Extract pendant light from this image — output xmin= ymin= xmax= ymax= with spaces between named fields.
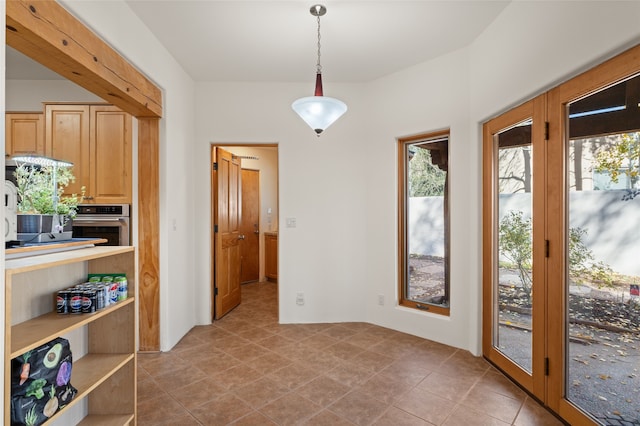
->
xmin=292 ymin=4 xmax=347 ymax=136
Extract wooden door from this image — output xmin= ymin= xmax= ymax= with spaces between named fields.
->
xmin=213 ymin=148 xmax=242 ymax=319
xmin=240 ymin=169 xmax=260 ymax=283
xmin=89 ymin=105 xmax=132 ymax=203
xmin=482 ymin=96 xmax=546 ymax=400
xmin=45 ymin=104 xmax=91 ymax=198
xmin=5 ymin=113 xmax=44 ymax=157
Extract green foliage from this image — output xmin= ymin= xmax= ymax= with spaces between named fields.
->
xmin=498 ymin=211 xmax=616 ymax=304
xmin=408 ymin=147 xmax=446 ymax=197
xmin=14 ymin=164 xmax=84 ymax=217
xmin=594 ymin=132 xmax=640 ymax=188
xmin=498 ymin=211 xmax=533 ymax=299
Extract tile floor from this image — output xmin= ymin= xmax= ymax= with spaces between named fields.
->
xmin=137 ymin=282 xmax=564 ymax=425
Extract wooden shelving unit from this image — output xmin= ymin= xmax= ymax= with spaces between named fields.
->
xmin=4 ymin=246 xmax=136 ymax=425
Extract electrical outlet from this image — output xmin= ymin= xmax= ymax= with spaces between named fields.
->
xmin=286 ymin=217 xmax=297 ymax=228
xmin=378 ymin=294 xmax=384 ymax=306
xmin=296 ymin=292 xmax=305 ymax=306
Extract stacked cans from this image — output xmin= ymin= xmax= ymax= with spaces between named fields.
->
xmin=56 ymin=275 xmax=128 ymax=315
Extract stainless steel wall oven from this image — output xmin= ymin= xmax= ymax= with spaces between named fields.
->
xmin=72 ymin=204 xmax=130 ymax=246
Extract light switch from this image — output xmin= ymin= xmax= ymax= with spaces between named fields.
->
xmin=286 ymin=217 xmax=297 ymax=228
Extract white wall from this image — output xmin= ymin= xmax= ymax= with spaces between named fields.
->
xmin=194 ymin=81 xmax=369 ymax=325
xmin=363 ymin=48 xmax=475 ymax=350
xmin=5 ymin=80 xmax=101 ymax=111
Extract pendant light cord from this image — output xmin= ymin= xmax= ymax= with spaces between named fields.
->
xmin=316 ymin=13 xmax=322 ymax=74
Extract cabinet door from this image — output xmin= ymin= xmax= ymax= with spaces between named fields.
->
xmin=265 ymin=234 xmax=278 ymax=281
xmin=45 ymin=104 xmax=91 ymax=198
xmin=89 ymin=105 xmax=132 ymax=203
xmin=5 ymin=113 xmax=45 ymax=157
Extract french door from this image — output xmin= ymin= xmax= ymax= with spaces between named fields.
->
xmin=484 ymin=44 xmax=640 ymax=425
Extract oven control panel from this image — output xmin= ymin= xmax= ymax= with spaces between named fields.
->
xmin=77 ymin=204 xmax=130 ymax=216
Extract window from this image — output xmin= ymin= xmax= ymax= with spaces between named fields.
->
xmin=398 ymin=130 xmax=450 ymax=316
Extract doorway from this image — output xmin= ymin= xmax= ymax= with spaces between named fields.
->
xmin=211 ymin=144 xmax=279 ymax=320
xmin=483 ymin=44 xmax=640 ymax=425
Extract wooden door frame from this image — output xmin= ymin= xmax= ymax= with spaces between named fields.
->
xmin=6 ymin=0 xmax=162 ymax=351
xmin=210 ymin=143 xmax=278 ymax=322
xmin=546 ymin=44 xmax=640 ymax=423
xmin=482 ymin=96 xmax=546 ymax=400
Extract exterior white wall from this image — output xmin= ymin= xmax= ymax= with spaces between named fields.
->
xmin=57 ymin=0 xmax=198 ymax=352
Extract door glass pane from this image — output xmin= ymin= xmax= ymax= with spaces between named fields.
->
xmin=566 ymin=76 xmax=640 ymax=424
xmin=495 ymin=119 xmax=533 ymax=373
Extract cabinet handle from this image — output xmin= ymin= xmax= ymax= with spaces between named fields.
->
xmin=84 ymin=196 xmax=94 ymax=200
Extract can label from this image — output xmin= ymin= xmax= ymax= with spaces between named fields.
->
xmin=56 ymin=291 xmax=69 ymax=314
xmin=70 ymin=291 xmax=83 ymax=314
xmin=116 ymin=278 xmax=128 ymax=301
xmin=110 ymin=283 xmax=119 ymax=304
xmin=82 ymin=290 xmax=96 ymax=313
xmin=95 ymin=287 xmax=105 ymax=310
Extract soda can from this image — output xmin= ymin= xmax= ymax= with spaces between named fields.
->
xmin=95 ymin=286 xmax=105 ymax=310
xmin=70 ymin=289 xmax=83 ymax=314
xmin=116 ymin=276 xmax=128 ymax=301
xmin=110 ymin=282 xmax=119 ymax=304
xmin=82 ymin=290 xmax=97 ymax=313
xmin=56 ymin=290 xmax=70 ymax=314
xmin=88 ymin=276 xmax=101 ymax=283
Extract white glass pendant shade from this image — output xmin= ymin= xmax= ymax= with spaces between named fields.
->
xmin=291 ymin=95 xmax=347 ymax=135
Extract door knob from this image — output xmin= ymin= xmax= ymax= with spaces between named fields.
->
xmin=238 ymin=234 xmax=246 ymax=240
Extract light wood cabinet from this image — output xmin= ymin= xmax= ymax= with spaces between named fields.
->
xmin=45 ymin=104 xmax=132 ymax=203
xmin=265 ymin=232 xmax=278 ymax=282
xmin=4 ymin=246 xmax=137 ymax=425
xmin=5 ymin=113 xmax=45 ymax=157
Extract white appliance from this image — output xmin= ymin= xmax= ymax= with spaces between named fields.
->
xmin=5 ymin=180 xmax=18 ymax=242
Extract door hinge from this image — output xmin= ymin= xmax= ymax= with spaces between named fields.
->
xmin=214 ymin=224 xmax=218 ymax=233
xmin=213 ymin=162 xmax=218 ymax=171
xmin=545 ymin=239 xmax=550 ymax=258
xmin=545 ymin=121 xmax=550 ymax=140
xmin=214 ymin=287 xmax=218 ymax=296
xmin=545 ymin=357 xmax=550 ymax=376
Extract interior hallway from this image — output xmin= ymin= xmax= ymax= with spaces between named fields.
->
xmin=136 ymin=282 xmax=563 ymax=425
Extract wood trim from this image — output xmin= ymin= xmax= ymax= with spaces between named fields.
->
xmin=397 ymin=129 xmax=450 ymax=317
xmin=137 ymin=118 xmax=160 ymax=351
xmin=6 ymin=0 xmax=162 ymax=118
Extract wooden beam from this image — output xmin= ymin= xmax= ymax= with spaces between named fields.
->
xmin=6 ymin=0 xmax=162 ymax=118
xmin=137 ymin=118 xmax=160 ymax=352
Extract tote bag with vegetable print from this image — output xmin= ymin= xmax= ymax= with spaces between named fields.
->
xmin=11 ymin=337 xmax=77 ymax=426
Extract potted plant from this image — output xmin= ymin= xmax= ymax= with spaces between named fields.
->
xmin=14 ymin=160 xmax=85 ymax=243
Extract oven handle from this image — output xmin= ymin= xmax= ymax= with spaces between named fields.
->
xmin=73 ymin=218 xmax=128 ymax=225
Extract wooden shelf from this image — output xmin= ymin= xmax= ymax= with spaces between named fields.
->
xmin=10 ymin=299 xmax=134 ymax=358
xmin=5 ymin=245 xmax=133 ymax=275
xmin=4 ymin=245 xmax=137 ymax=425
xmin=6 ymin=238 xmax=108 ymax=257
xmin=42 ymin=354 xmax=134 ymax=425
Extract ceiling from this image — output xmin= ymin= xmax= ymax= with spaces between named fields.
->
xmin=6 ymin=1 xmax=510 ymax=83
